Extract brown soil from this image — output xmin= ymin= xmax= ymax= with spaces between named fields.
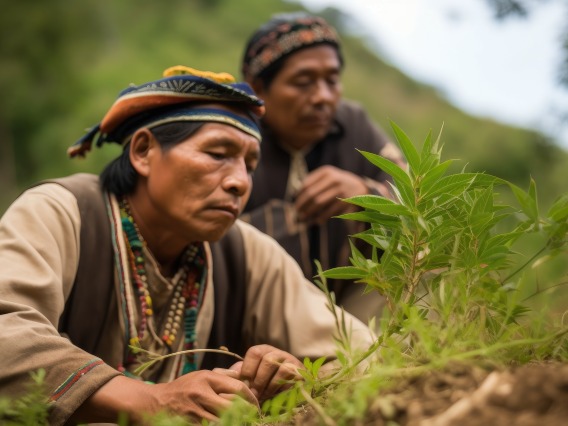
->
xmin=293 ymin=361 xmax=568 ymax=425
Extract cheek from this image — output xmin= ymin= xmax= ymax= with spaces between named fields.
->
xmin=147 ymin=159 xmax=202 ymax=207
xmin=240 ymin=183 xmax=253 ymax=212
xmin=265 ymin=96 xmax=302 ymax=126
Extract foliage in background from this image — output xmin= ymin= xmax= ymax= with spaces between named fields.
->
xmin=1 ymin=0 xmax=568 ymax=210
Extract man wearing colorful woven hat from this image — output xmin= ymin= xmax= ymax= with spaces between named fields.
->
xmin=0 ymin=66 xmax=372 ymax=424
xmin=240 ymin=12 xmax=406 ymax=326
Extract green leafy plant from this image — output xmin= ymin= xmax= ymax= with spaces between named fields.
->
xmin=219 ymin=121 xmax=568 ymax=425
xmin=323 ymin=122 xmax=568 ymax=362
xmin=0 ymin=369 xmax=50 ymax=426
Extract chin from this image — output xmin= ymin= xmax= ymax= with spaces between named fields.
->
xmin=306 ymin=126 xmax=330 ymax=142
xmin=201 ymin=223 xmax=233 ymax=243
xmin=305 ymin=134 xmax=327 ymax=147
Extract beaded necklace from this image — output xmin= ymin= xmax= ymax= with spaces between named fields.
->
xmin=119 ymin=198 xmax=207 ymax=374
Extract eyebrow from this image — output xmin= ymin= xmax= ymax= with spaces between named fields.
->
xmin=205 ymin=137 xmax=260 ymax=158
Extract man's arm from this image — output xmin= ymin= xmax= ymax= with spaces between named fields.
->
xmin=0 ymin=185 xmax=121 ymax=425
xmin=237 ymin=220 xmax=375 ymax=358
xmin=69 ymin=370 xmax=259 ymax=424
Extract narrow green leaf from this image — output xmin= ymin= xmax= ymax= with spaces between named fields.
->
xmin=486 ymin=231 xmax=524 ymax=248
xmin=343 ymin=195 xmax=413 ymax=215
xmin=285 ymin=387 xmax=299 ymax=413
xmin=420 ymin=129 xmax=433 ymax=164
xmin=508 ymin=182 xmax=539 ymax=221
xmin=352 ymin=231 xmax=391 ymax=250
xmin=419 ymin=160 xmax=454 ymax=193
xmin=547 ymin=193 xmax=568 ymax=222
xmin=529 ymin=177 xmax=538 ymax=213
xmin=322 ymin=266 xmax=366 ymax=279
xmin=312 ymin=356 xmax=327 ymax=375
xmin=358 ymin=149 xmax=416 ymax=207
xmin=389 ymin=180 xmax=417 ymax=208
xmin=422 ymin=173 xmax=502 ymax=198
xmin=390 ymin=120 xmax=420 ymax=172
xmin=336 ymin=211 xmax=401 ymax=226
xmin=358 ymin=149 xmax=412 ymax=189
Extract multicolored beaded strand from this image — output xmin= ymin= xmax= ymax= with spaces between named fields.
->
xmin=119 ymin=198 xmax=207 ymax=374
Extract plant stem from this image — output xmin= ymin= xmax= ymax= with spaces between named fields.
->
xmin=299 ymin=388 xmax=336 ymax=426
xmin=500 ymin=244 xmax=547 ymax=285
xmin=158 ymin=348 xmax=244 ymax=362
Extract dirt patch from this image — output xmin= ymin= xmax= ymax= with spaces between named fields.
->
xmin=293 ymin=362 xmax=568 ymax=425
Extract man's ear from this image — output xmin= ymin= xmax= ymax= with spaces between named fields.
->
xmin=129 ymin=128 xmax=157 ymax=177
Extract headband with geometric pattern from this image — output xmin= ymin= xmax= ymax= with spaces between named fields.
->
xmin=241 ymin=13 xmax=341 ymax=82
xmin=68 ymin=65 xmax=265 ymax=158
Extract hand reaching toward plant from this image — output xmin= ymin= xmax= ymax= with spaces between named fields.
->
xmin=69 ymin=369 xmax=259 ymax=424
xmin=151 ymin=369 xmax=260 ymax=422
xmin=69 ymin=344 xmax=304 ymax=423
xmin=226 ymin=344 xmax=304 ymax=402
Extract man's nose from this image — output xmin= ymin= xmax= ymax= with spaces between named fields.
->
xmin=224 ymin=159 xmax=250 ymax=196
xmin=312 ymin=80 xmax=336 ymax=104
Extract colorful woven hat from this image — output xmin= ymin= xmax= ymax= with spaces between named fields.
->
xmin=241 ymin=12 xmax=342 ymax=82
xmin=68 ymin=65 xmax=265 ymax=158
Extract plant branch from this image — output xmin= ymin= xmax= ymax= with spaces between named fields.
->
xmin=500 ymin=244 xmax=548 ymax=285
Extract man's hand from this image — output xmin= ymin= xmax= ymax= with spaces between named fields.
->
xmin=152 ymin=369 xmax=259 ymax=422
xmin=294 ymin=165 xmax=368 ymax=224
xmin=231 ymin=344 xmax=304 ymax=402
xmin=70 ymin=370 xmax=258 ymax=424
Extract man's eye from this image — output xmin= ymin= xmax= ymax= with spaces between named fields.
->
xmin=327 ymin=77 xmax=340 ymax=86
xmin=293 ymin=79 xmax=312 ymax=88
xmin=247 ymin=163 xmax=257 ymax=175
xmin=208 ymin=152 xmax=226 ymax=160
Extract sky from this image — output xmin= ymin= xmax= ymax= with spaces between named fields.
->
xmin=297 ymin=0 xmax=568 ymax=149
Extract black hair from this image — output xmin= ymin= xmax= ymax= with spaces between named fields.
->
xmin=100 ymin=121 xmax=205 ymax=196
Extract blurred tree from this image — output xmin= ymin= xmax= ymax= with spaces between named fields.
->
xmin=484 ymin=0 xmax=568 ymax=86
xmin=1 ymin=0 xmax=566 ymax=213
xmin=486 ymin=0 xmax=532 ymax=17
xmin=0 ymin=0 xmax=105 ymax=191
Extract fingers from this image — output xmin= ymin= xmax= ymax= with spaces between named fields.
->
xmin=257 ymin=360 xmax=302 ymax=399
xmin=212 ymin=367 xmax=240 ymax=380
xmin=229 ymin=361 xmax=243 ymax=373
xmin=211 ymin=373 xmax=259 ymax=408
xmin=158 ymin=369 xmax=259 ymax=422
xmin=297 ymin=187 xmax=348 ymax=224
xmin=240 ymin=345 xmax=303 ymax=401
xmin=295 ymin=166 xmax=367 ymax=223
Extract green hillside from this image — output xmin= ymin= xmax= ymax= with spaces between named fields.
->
xmin=1 ymin=0 xmax=567 ymax=211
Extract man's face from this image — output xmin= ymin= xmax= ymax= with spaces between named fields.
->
xmin=142 ymin=122 xmax=260 ymax=243
xmin=255 ymin=44 xmax=343 ymax=150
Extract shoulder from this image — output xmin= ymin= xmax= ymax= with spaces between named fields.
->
xmin=234 ymin=219 xmax=281 ymax=250
xmin=44 ymin=173 xmax=101 ymax=197
xmin=333 ymin=99 xmax=391 ymax=151
xmin=3 ymin=174 xmax=103 ymax=238
xmin=1 ymin=176 xmax=83 ymax=261
xmin=335 ymin=99 xmax=370 ymax=123
xmin=234 ymin=219 xmax=301 ymax=270
xmin=18 ymin=178 xmax=83 ymax=213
